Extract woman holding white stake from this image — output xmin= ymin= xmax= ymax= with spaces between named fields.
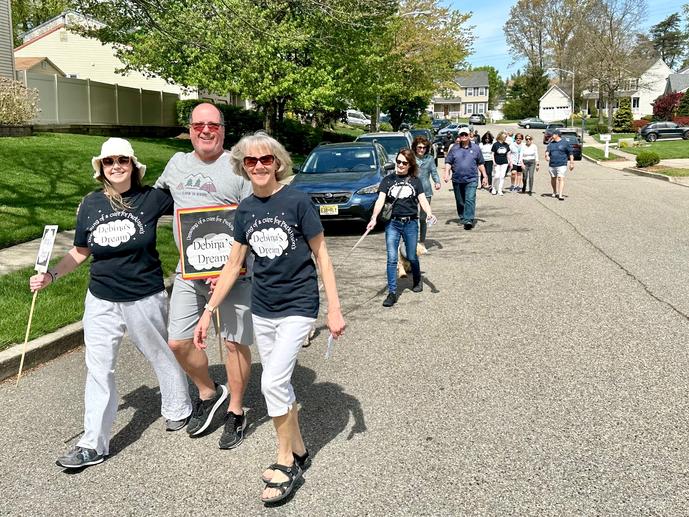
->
xmin=193 ymin=132 xmax=345 ymax=505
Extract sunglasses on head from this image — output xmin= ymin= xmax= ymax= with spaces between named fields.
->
xmin=190 ymin=122 xmax=223 ymax=133
xmin=102 ymin=156 xmax=131 ymax=167
xmin=243 ymin=154 xmax=275 ymax=168
xmin=396 ymin=159 xmax=409 ymax=165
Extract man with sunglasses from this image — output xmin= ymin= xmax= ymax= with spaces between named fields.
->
xmin=443 ymin=129 xmax=488 ymax=230
xmin=154 ymin=103 xmax=254 ymax=449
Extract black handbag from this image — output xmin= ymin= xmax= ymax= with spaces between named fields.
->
xmin=379 ymin=177 xmax=407 ymax=223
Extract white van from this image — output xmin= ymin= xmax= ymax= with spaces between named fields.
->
xmin=346 ymin=109 xmax=371 ymax=129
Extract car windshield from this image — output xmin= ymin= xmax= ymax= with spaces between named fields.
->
xmin=562 ymin=135 xmax=579 ymax=144
xmin=357 ymin=136 xmax=410 ymax=155
xmin=301 ymin=148 xmax=376 ymax=173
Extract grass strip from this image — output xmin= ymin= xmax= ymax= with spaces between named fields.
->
xmin=583 ymin=147 xmax=624 ymax=161
xmin=0 ymin=225 xmax=179 ymax=351
xmin=621 ymin=140 xmax=689 ymax=159
xmin=650 ymin=168 xmax=689 ymax=177
xmin=0 ymin=133 xmax=193 ymax=248
xmin=593 ymin=133 xmax=636 ymax=143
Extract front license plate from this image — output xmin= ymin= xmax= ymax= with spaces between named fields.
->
xmin=319 ymin=205 xmax=339 ymax=216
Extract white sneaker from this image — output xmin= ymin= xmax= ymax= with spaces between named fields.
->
xmin=498 ymin=191 xmax=504 ymax=196
xmin=551 ymin=193 xmax=557 ymax=198
xmin=491 ymin=188 xmax=497 ymax=195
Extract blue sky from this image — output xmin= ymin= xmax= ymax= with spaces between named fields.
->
xmin=454 ymin=0 xmax=686 ymax=79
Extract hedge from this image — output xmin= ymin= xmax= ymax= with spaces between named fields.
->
xmin=636 ymin=151 xmax=660 ymax=168
xmin=175 ymin=100 xmax=354 ymax=155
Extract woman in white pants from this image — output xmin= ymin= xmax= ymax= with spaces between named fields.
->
xmin=194 ymin=132 xmax=345 ymax=505
xmin=29 ymin=138 xmax=191 ymax=470
xmin=491 ymin=131 xmax=513 ymax=196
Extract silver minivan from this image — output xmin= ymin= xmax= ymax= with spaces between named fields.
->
xmin=346 ymin=109 xmax=372 ymax=129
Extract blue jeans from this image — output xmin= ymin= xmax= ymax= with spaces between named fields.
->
xmin=452 ymin=181 xmax=477 ymax=224
xmin=385 ymin=219 xmax=420 ymax=294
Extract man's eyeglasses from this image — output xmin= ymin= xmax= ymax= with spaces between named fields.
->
xmin=102 ymin=156 xmax=131 ymax=167
xmin=243 ymin=154 xmax=275 ymax=168
xmin=525 ymin=137 xmax=532 ymax=141
xmin=190 ymin=122 xmax=223 ymax=133
xmin=396 ymin=159 xmax=409 ymax=165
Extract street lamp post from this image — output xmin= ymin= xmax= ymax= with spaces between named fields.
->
xmin=548 ymin=67 xmax=575 ymax=127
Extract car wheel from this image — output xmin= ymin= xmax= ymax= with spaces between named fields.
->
xmin=683 ymin=131 xmax=689 ymax=140
xmin=646 ymin=133 xmax=657 ymax=142
xmin=525 ymin=124 xmax=530 ymax=129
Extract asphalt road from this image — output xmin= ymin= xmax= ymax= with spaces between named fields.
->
xmin=3 ymin=128 xmax=689 ymax=516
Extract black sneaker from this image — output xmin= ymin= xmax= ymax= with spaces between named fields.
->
xmin=56 ymin=446 xmax=104 ymax=469
xmin=382 ymin=292 xmax=397 ymax=307
xmin=219 ymin=410 xmax=246 ymax=449
xmin=463 ymin=223 xmax=473 ymax=230
xmin=187 ymin=383 xmax=228 ymax=436
xmin=412 ymin=282 xmax=423 ymax=293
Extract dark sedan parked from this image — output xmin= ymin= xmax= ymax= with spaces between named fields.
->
xmin=543 ymin=123 xmax=566 ymax=144
xmin=560 ymin=134 xmax=582 ymax=161
xmin=639 ymin=121 xmax=689 ymax=142
xmin=289 ymin=142 xmax=394 ymax=222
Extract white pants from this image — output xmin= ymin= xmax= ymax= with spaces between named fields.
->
xmin=492 ymin=163 xmax=509 ymax=192
xmin=78 ymin=290 xmax=192 ymax=455
xmin=252 ymin=314 xmax=316 ymax=417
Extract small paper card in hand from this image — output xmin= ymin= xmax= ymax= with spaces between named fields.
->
xmin=176 ymin=205 xmax=246 ymax=280
xmin=34 ymin=225 xmax=58 ymax=273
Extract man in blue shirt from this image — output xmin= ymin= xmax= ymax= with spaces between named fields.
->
xmin=545 ymin=129 xmax=574 ymax=200
xmin=443 ymin=129 xmax=488 ymax=230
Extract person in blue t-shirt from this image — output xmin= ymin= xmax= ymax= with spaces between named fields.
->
xmin=545 ymin=129 xmax=575 ymax=200
xmin=29 ymin=138 xmax=191 ymax=470
xmin=193 ymin=132 xmax=345 ymax=506
xmin=443 ymin=129 xmax=488 ymax=230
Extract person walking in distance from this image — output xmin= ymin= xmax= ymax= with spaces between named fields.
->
xmin=479 ymin=131 xmax=494 ymax=190
xmin=509 ymin=133 xmax=525 ymax=192
xmin=545 ymin=129 xmax=574 ymax=200
xmin=155 ymin=103 xmax=253 ymax=448
xmin=521 ymin=135 xmax=539 ymax=194
xmin=443 ymin=128 xmax=488 ymax=230
xmin=491 ymin=131 xmax=512 ymax=196
xmin=412 ymin=135 xmax=441 ymax=252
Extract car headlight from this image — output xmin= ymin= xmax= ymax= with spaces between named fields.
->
xmin=355 ymin=183 xmax=380 ymax=195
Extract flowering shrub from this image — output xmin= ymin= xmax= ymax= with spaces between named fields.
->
xmin=673 ymin=116 xmax=689 ymax=126
xmin=652 ymin=92 xmax=682 ymax=121
xmin=0 ymin=78 xmax=39 ymax=125
xmin=632 ymin=120 xmax=649 ymax=131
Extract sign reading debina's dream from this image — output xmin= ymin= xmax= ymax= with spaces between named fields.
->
xmin=176 ymin=205 xmax=246 ymax=280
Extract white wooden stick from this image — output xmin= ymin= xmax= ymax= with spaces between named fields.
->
xmin=215 ymin=310 xmax=223 ymax=362
xmin=16 ymin=291 xmax=38 ymax=386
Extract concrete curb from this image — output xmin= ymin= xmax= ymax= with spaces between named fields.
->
xmin=622 ymin=167 xmax=689 ymax=187
xmin=0 ymin=277 xmax=175 ymax=383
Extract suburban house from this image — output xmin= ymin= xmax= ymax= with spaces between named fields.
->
xmin=664 ymin=71 xmax=689 ymax=95
xmin=0 ymin=0 xmax=14 ymax=78
xmin=14 ymin=11 xmax=247 ymax=107
xmin=15 ymin=56 xmax=65 ymax=76
xmin=581 ymin=58 xmax=672 ymax=118
xmin=431 ymin=71 xmax=489 ymax=119
xmin=538 ymin=85 xmax=572 ymax=122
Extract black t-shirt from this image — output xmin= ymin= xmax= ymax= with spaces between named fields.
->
xmin=377 ymin=173 xmax=424 ymax=218
xmin=234 ymin=186 xmax=323 ymax=319
xmin=74 ymin=186 xmax=174 ymax=302
xmin=491 ymin=142 xmax=511 ymax=165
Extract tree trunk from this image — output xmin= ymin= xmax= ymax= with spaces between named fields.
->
xmin=264 ymin=102 xmax=277 ymax=135
xmin=606 ymin=90 xmax=615 ymax=131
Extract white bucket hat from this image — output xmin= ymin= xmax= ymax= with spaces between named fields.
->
xmin=91 ymin=138 xmax=147 ymax=179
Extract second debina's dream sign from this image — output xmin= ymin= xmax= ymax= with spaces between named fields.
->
xmin=176 ymin=205 xmax=246 ymax=280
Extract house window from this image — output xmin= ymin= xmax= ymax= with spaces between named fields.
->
xmin=466 ymin=104 xmax=474 ymax=114
xmin=479 ymin=87 xmax=485 ymax=96
xmin=59 ymin=31 xmax=68 ymax=42
xmin=41 ymin=61 xmax=47 ymax=69
xmin=466 ymin=88 xmax=473 ymax=96
xmin=477 ymin=104 xmax=485 ymax=114
xmin=632 ymin=97 xmax=640 ymax=109
xmin=66 ymin=73 xmax=78 ymax=78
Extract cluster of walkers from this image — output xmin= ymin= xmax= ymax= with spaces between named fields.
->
xmin=29 ymin=103 xmax=345 ymax=505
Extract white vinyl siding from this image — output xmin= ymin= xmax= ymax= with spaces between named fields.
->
xmin=0 ymin=0 xmax=15 ymax=78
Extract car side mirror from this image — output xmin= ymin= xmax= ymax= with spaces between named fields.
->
xmin=384 ymin=162 xmax=396 ymax=171
xmin=293 ymin=165 xmax=302 ymax=174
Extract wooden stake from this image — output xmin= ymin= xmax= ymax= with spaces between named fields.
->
xmin=17 ymin=291 xmax=38 ymax=386
xmin=215 ymin=310 xmax=223 ymax=362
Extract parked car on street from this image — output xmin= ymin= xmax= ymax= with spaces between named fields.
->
xmin=468 ymin=113 xmax=486 ymax=125
xmin=355 ymin=131 xmax=414 ymax=162
xmin=519 ymin=117 xmax=547 ymax=129
xmin=543 ymin=123 xmax=566 ymax=144
xmin=290 ymin=142 xmax=393 ymax=222
xmin=638 ymin=121 xmax=689 ymax=142
xmin=345 ymin=109 xmax=371 ymax=129
xmin=431 ymin=118 xmax=451 ymax=134
xmin=560 ymin=133 xmax=582 ymax=160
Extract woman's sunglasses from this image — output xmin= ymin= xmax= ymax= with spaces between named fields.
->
xmin=243 ymin=154 xmax=276 ymax=168
xmin=102 ymin=156 xmax=131 ymax=167
xmin=396 ymin=159 xmax=409 ymax=165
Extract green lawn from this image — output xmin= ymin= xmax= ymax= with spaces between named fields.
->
xmin=653 ymin=168 xmax=689 ymax=177
xmin=0 ymin=225 xmax=178 ymax=351
xmin=622 ymin=140 xmax=689 ymax=159
xmin=582 ymin=147 xmax=624 ymax=161
xmin=593 ymin=133 xmax=636 ymax=143
xmin=0 ymin=133 xmax=193 ymax=248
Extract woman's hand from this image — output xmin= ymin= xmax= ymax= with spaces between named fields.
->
xmin=193 ymin=310 xmax=213 ymax=350
xmin=327 ymin=307 xmax=346 ymax=339
xmin=426 ymin=213 xmax=437 ymax=225
xmin=29 ymin=272 xmax=51 ymax=292
xmin=434 ymin=182 xmax=441 ymax=191
xmin=366 ymin=218 xmax=376 ymax=232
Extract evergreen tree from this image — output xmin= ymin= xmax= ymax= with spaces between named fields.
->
xmin=522 ymin=67 xmax=549 ymax=118
xmin=677 ymin=92 xmax=689 ymax=117
xmin=649 ymin=13 xmax=685 ymax=69
xmin=613 ymin=97 xmax=633 ymax=132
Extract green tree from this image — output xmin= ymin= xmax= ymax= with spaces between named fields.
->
xmin=612 ymin=97 xmax=633 ymax=132
xmin=11 ymin=0 xmax=69 ymax=46
xmin=649 ymin=13 xmax=685 ymax=69
xmin=676 ymin=92 xmax=689 ymax=116
xmin=472 ymin=65 xmax=506 ymax=109
xmin=522 ymin=66 xmax=549 ymax=117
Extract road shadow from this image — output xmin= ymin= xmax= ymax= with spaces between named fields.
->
xmin=108 ymin=385 xmax=164 ymax=458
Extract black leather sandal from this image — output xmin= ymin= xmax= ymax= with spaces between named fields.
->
xmin=261 ymin=449 xmax=311 ymax=483
xmin=261 ymin=463 xmax=302 ymax=504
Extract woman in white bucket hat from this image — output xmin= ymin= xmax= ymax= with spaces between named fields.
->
xmin=29 ymin=137 xmax=192 ymax=469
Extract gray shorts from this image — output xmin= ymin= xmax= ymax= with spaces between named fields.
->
xmin=168 ymin=274 xmax=253 ymax=345
xmin=549 ymin=165 xmax=567 ymax=177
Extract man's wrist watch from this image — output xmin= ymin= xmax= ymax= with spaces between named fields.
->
xmin=204 ymin=302 xmax=216 ymax=314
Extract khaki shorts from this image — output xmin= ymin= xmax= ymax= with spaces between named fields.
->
xmin=549 ymin=165 xmax=567 ymax=177
xmin=168 ymin=274 xmax=253 ymax=345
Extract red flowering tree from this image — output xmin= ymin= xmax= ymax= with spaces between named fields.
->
xmin=652 ymin=92 xmax=683 ymax=121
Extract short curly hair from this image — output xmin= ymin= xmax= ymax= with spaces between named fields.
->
xmin=228 ymin=131 xmax=292 ymax=181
